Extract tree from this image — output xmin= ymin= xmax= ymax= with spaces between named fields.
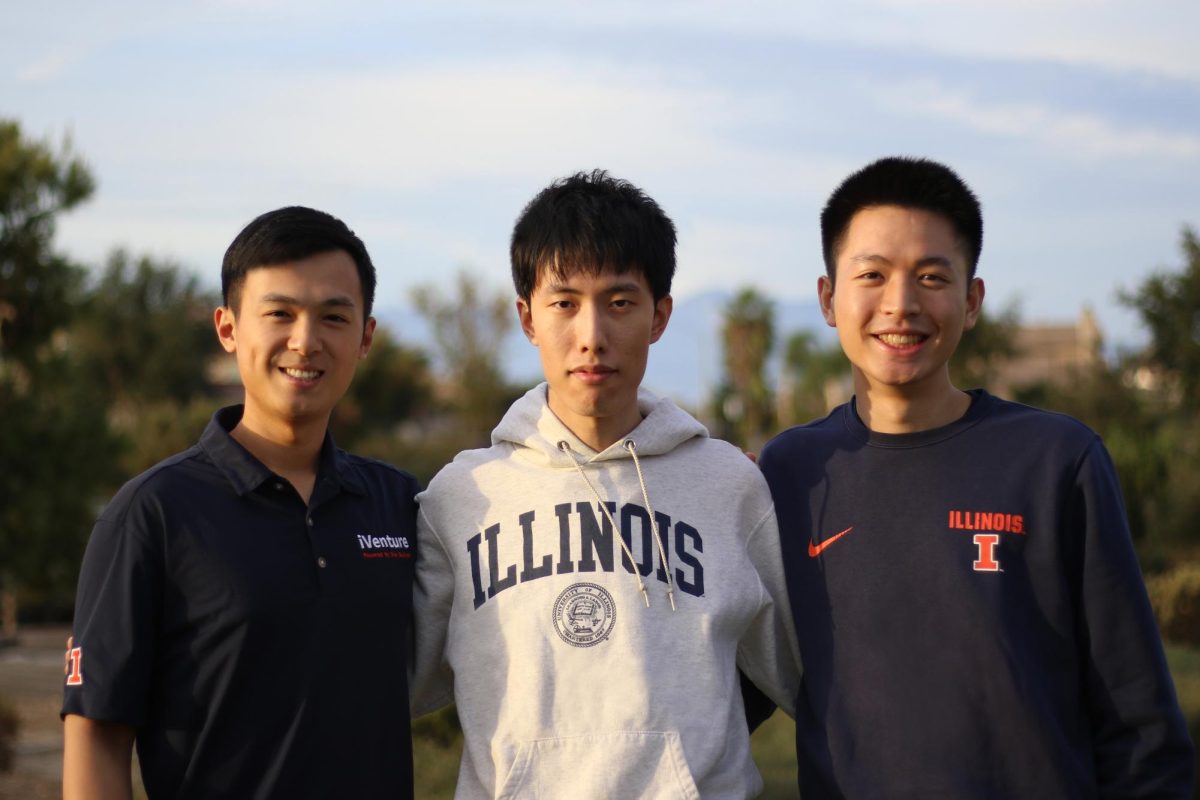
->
xmin=713 ymin=288 xmax=776 ymax=449
xmin=411 ymin=271 xmax=517 ymax=444
xmin=332 ymin=326 xmax=435 ymax=446
xmin=0 ymin=120 xmax=117 ymax=636
xmin=0 ymin=354 xmax=123 ymax=609
xmin=1103 ymin=224 xmax=1200 ymax=563
xmin=58 ymin=250 xmax=225 ymax=477
xmin=1120 ymin=226 xmax=1200 ymax=410
xmin=779 ymin=330 xmax=848 ymax=427
xmin=950 ymin=303 xmax=1022 ymax=391
xmin=0 ymin=120 xmax=94 ymax=370
xmin=71 ymin=250 xmax=222 ymax=402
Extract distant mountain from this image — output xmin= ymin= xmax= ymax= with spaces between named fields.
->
xmin=376 ymin=288 xmax=830 ymax=410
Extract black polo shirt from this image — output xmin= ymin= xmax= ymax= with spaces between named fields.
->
xmin=63 ymin=406 xmax=417 ymax=799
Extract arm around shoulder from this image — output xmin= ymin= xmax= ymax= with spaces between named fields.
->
xmin=62 ymin=714 xmax=135 ymax=800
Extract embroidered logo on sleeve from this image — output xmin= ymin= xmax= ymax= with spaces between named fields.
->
xmin=65 ymin=638 xmax=83 ymax=686
xmin=356 ymin=533 xmax=413 ymax=560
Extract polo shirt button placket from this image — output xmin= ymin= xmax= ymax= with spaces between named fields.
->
xmin=306 ymin=515 xmax=328 ymax=576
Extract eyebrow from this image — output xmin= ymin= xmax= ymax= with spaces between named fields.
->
xmin=259 ymin=293 xmax=358 ymax=308
xmin=849 ymin=254 xmax=954 ymax=269
xmin=543 ymin=281 xmax=644 ymax=295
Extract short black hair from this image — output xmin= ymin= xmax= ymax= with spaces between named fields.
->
xmin=221 ymin=206 xmax=376 ymax=319
xmin=510 ymin=169 xmax=677 ymax=301
xmin=821 ymin=157 xmax=983 ymax=280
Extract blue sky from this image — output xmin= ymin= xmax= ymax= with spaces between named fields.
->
xmin=5 ymin=0 xmax=1199 ymax=369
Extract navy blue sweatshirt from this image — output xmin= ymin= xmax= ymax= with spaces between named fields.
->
xmin=759 ymin=391 xmax=1194 ymax=799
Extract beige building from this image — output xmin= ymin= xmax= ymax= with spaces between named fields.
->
xmin=990 ymin=307 xmax=1102 ymax=398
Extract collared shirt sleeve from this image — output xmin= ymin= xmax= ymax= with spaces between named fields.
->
xmin=1074 ymin=438 xmax=1195 ymax=796
xmin=62 ymin=489 xmax=164 ymax=726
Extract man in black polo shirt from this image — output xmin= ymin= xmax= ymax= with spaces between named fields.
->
xmin=62 ymin=206 xmax=418 ymax=799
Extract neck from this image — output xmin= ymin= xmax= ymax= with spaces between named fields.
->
xmin=853 ymin=371 xmax=971 ymax=434
xmin=231 ymin=403 xmax=328 ymax=481
xmin=549 ymin=396 xmax=643 ymax=453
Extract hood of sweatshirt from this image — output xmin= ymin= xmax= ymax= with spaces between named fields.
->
xmin=492 ymin=382 xmax=709 ymax=466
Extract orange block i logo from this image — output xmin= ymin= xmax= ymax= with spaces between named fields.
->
xmin=973 ymin=533 xmax=1001 ymax=572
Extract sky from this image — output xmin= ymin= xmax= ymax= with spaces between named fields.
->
xmin=4 ymin=0 xmax=1199 ymax=386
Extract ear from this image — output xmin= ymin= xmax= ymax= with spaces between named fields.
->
xmin=818 ymin=275 xmax=837 ymax=328
xmin=359 ymin=316 xmax=377 ymax=359
xmin=963 ymin=277 xmax=985 ymax=331
xmin=517 ymin=297 xmax=537 ymax=344
xmin=214 ymin=306 xmax=238 ymax=353
xmin=649 ymin=295 xmax=673 ymax=344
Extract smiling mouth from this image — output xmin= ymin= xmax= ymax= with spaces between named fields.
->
xmin=875 ymin=333 xmax=927 ymax=347
xmin=281 ymin=367 xmax=323 ymax=380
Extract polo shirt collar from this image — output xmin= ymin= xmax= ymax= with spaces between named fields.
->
xmin=199 ymin=405 xmax=367 ymax=498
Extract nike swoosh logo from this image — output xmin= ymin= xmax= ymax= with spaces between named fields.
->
xmin=808 ymin=526 xmax=854 ymax=558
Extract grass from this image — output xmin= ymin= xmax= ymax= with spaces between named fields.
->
xmin=1167 ymin=644 xmax=1200 ymax=720
xmin=1165 ymin=644 xmax=1200 ymax=800
xmin=750 ymin=711 xmax=799 ymax=798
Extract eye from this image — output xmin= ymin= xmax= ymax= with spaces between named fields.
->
xmin=325 ymin=313 xmax=351 ymax=323
xmin=550 ymin=299 xmax=575 ymax=310
xmin=265 ymin=309 xmax=292 ymax=319
xmin=919 ymin=272 xmax=950 ymax=285
xmin=611 ymin=298 xmax=634 ymax=309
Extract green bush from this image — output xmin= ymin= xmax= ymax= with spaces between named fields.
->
xmin=413 ymin=704 xmax=462 ymax=749
xmin=1147 ymin=563 xmax=1200 ymax=646
xmin=0 ymin=692 xmax=18 ymax=773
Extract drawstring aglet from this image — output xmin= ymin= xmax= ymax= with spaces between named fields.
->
xmin=666 ymin=587 xmax=677 ymax=611
xmin=639 ymin=584 xmax=650 ymax=607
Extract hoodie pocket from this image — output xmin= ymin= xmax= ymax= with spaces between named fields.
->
xmin=496 ymin=731 xmax=701 ymax=800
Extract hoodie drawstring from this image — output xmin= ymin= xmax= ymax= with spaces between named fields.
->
xmin=623 ymin=439 xmax=678 ymax=611
xmin=557 ymin=440 xmax=677 ymax=611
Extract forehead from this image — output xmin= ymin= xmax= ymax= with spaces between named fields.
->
xmin=240 ymin=250 xmax=363 ymax=304
xmin=532 ymin=261 xmax=652 ymax=295
xmin=838 ymin=205 xmax=966 ymax=270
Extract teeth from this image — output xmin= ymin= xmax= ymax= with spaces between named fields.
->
xmin=878 ymin=333 xmax=923 ymax=346
xmin=284 ymin=368 xmax=320 ymax=379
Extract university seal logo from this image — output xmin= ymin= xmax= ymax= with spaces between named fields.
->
xmin=552 ymin=582 xmax=616 ymax=648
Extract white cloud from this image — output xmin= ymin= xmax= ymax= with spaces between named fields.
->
xmin=676 ymin=218 xmax=819 ymax=300
xmin=454 ymin=0 xmax=1200 ymax=82
xmin=87 ymin=57 xmax=838 ymax=203
xmin=17 ymin=49 xmax=80 ymax=83
xmin=874 ymin=79 xmax=1200 ymax=160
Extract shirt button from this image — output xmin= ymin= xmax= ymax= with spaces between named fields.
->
xmin=306 ymin=517 xmax=314 ymax=527
xmin=274 ymin=482 xmax=284 ymax=491
xmin=317 ymin=556 xmax=327 ymax=568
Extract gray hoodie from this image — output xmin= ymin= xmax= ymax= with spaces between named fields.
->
xmin=412 ymin=383 xmax=800 ymax=799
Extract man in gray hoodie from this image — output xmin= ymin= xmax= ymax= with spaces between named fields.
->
xmin=411 ymin=169 xmax=800 ymax=799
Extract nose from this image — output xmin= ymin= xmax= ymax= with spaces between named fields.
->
xmin=881 ymin=274 xmax=920 ymax=318
xmin=288 ymin=314 xmax=322 ymax=355
xmin=575 ymin=302 xmax=607 ymax=353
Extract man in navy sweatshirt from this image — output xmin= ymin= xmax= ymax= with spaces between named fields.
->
xmin=759 ymin=156 xmax=1194 ymax=798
